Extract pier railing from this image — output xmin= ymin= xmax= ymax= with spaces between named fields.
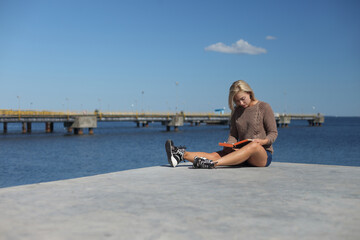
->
xmin=0 ymin=109 xmax=324 ymax=134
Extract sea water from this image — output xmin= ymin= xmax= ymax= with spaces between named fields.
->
xmin=0 ymin=117 xmax=359 ymax=188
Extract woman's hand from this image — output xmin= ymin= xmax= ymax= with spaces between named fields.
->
xmin=252 ymin=138 xmax=269 ymax=145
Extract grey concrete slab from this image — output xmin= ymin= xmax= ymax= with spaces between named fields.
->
xmin=0 ymin=162 xmax=359 ymax=240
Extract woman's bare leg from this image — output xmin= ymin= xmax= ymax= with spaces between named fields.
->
xmin=183 ymin=151 xmax=221 ymax=163
xmin=180 ymin=142 xmax=267 ymax=167
xmin=215 ymin=142 xmax=268 ymax=167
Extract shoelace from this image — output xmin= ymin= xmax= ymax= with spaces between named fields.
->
xmin=193 ymin=157 xmax=214 ymax=168
xmin=172 ymin=146 xmax=186 ymax=162
xmin=172 ymin=146 xmax=186 ymax=152
xmin=202 ymin=160 xmax=214 ymax=168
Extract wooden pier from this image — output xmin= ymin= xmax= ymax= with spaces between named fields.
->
xmin=275 ymin=113 xmax=325 ymax=127
xmin=0 ymin=110 xmax=324 ymax=134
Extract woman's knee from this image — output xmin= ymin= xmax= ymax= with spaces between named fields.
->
xmin=246 ymin=143 xmax=268 ymax=167
xmin=247 ymin=142 xmax=264 ymax=153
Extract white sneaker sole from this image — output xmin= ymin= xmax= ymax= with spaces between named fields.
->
xmin=165 ymin=140 xmax=178 ymax=167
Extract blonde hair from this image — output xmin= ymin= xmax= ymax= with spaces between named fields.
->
xmin=228 ymin=80 xmax=256 ymax=112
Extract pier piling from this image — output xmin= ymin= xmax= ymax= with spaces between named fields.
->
xmin=22 ymin=122 xmax=26 ymax=134
xmin=27 ymin=122 xmax=32 ymax=133
xmin=45 ymin=122 xmax=53 ymax=133
xmin=3 ymin=122 xmax=7 ymax=133
xmin=74 ymin=128 xmax=83 ymax=135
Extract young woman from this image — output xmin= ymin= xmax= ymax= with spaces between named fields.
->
xmin=165 ymin=80 xmax=278 ymax=169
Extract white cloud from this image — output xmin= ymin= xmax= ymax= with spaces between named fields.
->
xmin=266 ymin=35 xmax=277 ymax=40
xmin=204 ymin=39 xmax=267 ymax=55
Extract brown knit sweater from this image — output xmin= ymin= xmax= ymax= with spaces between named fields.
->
xmin=227 ymin=101 xmax=278 ymax=153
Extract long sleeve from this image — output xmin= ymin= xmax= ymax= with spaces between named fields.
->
xmin=227 ymin=111 xmax=239 ymax=144
xmin=263 ymin=103 xmax=278 ymax=145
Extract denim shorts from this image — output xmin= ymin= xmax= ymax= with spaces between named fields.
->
xmin=265 ymin=151 xmax=272 ymax=167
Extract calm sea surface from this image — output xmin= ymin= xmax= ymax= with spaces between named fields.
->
xmin=1 ymin=117 xmax=359 ymax=188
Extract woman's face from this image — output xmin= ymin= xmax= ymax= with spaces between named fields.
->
xmin=234 ymin=91 xmax=251 ymax=108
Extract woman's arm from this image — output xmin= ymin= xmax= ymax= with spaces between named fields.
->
xmin=227 ymin=110 xmax=239 ymax=144
xmin=252 ymin=138 xmax=269 ymax=145
xmin=263 ymin=103 xmax=278 ymax=145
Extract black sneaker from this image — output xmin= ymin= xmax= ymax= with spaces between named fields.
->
xmin=165 ymin=139 xmax=186 ymax=167
xmin=193 ymin=156 xmax=215 ymax=169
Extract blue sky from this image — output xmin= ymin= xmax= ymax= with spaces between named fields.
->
xmin=1 ymin=0 xmax=359 ymax=116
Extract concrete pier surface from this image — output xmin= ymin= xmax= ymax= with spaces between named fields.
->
xmin=0 ymin=162 xmax=359 ymax=240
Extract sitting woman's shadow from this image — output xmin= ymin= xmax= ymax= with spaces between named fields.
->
xmin=161 ymin=162 xmax=255 ymax=169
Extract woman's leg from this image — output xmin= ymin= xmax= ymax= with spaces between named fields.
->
xmin=183 ymin=151 xmax=222 ymax=163
xmin=215 ymin=142 xmax=268 ymax=167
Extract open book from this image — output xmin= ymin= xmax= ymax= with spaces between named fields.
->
xmin=218 ymin=139 xmax=253 ymax=149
